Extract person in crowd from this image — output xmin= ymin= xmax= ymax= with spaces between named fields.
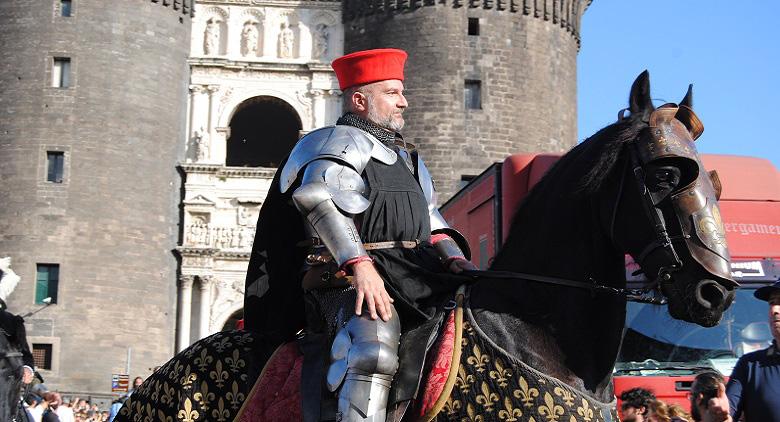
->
xmin=25 ymin=391 xmax=45 ymax=422
xmin=55 ymin=398 xmax=75 ymax=422
xmin=691 ymin=371 xmax=731 ymax=422
xmin=648 ymin=399 xmax=691 ymax=422
xmin=41 ymin=392 xmax=61 ymax=422
xmin=620 ymin=387 xmax=656 ymax=422
xmin=726 ymin=279 xmax=780 ymax=422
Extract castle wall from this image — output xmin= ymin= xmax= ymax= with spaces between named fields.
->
xmin=343 ymin=0 xmax=590 ymax=200
xmin=0 ymin=0 xmax=191 ymax=396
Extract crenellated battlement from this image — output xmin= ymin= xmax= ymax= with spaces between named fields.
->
xmin=344 ymin=0 xmax=591 ymax=43
xmin=151 ymin=0 xmax=195 ymax=17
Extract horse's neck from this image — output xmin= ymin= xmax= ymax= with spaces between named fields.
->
xmin=471 ymin=199 xmax=626 ymax=401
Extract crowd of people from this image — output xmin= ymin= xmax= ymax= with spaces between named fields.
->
xmin=619 ymin=371 xmax=731 ymax=422
xmin=20 ymin=376 xmax=143 ymax=422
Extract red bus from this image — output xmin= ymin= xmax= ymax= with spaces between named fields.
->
xmin=439 ymin=154 xmax=780 ymax=413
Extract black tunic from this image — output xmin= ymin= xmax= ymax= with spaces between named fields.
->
xmin=360 ymin=154 xmax=458 ymax=324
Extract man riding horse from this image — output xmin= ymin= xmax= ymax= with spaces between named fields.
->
xmin=244 ymin=48 xmax=475 ymax=421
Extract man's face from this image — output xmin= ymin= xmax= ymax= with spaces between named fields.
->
xmin=356 ymin=79 xmax=408 ymax=132
xmin=621 ymin=405 xmax=645 ymax=422
xmin=769 ymin=291 xmax=780 ymax=342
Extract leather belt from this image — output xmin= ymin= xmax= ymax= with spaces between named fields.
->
xmin=363 ymin=240 xmax=420 ymax=250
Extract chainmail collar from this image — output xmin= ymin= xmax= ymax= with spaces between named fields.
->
xmin=336 ymin=113 xmax=400 ymax=147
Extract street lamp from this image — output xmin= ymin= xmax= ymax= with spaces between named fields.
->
xmin=21 ymin=297 xmax=54 ymax=318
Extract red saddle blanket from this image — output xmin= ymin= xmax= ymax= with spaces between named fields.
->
xmin=236 ymin=310 xmax=460 ymax=422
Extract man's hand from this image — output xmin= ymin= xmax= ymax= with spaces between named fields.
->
xmin=351 ymin=261 xmax=394 ymax=321
xmin=700 ymin=383 xmax=732 ymax=422
xmin=448 ymin=257 xmax=477 ymax=274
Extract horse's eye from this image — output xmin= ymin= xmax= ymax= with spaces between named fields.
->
xmin=647 ymin=166 xmax=681 ymax=192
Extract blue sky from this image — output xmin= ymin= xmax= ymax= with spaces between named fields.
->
xmin=578 ymin=0 xmax=779 ymax=168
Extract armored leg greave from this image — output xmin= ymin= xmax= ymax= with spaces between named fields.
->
xmin=326 ymin=305 xmax=401 ymax=421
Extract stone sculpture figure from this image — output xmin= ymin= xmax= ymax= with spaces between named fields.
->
xmin=204 ymin=18 xmax=220 ymax=55
xmin=279 ymin=22 xmax=294 ymax=58
xmin=192 ymin=127 xmax=210 ymax=162
xmin=312 ymin=24 xmax=329 ymax=59
xmin=241 ymin=21 xmax=259 ymax=57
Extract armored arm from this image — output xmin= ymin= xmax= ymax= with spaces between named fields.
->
xmin=281 ymin=125 xmax=397 ymax=267
xmin=292 ymin=159 xmax=369 ymax=266
xmin=416 ymin=154 xmax=472 ymax=265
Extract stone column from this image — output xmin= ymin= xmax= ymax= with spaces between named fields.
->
xmin=310 ymin=89 xmax=326 ymax=128
xmin=327 ymin=89 xmax=342 ymax=126
xmin=189 ymin=85 xmax=206 ymax=137
xmin=198 ymin=276 xmax=214 ymax=340
xmin=177 ymin=275 xmax=195 ymax=352
xmin=206 ymin=85 xmax=220 ymax=135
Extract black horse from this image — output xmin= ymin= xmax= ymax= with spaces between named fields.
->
xmin=118 ymin=72 xmax=735 ymax=421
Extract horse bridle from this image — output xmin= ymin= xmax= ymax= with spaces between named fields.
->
xmin=461 ymin=140 xmax=675 ymax=305
xmin=463 ymin=104 xmax=735 ymax=305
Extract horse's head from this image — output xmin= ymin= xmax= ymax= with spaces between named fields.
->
xmin=606 ymin=71 xmax=736 ymax=327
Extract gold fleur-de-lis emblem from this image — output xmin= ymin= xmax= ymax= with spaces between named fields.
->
xmin=193 ymin=380 xmax=215 ymax=412
xmin=467 ymin=343 xmax=490 ymax=372
xmin=576 ymin=398 xmax=594 ymax=422
xmin=211 ymin=398 xmax=230 ymax=422
xmin=176 ymin=398 xmax=199 ymax=422
xmin=513 ymin=376 xmax=539 ymax=409
xmin=180 ymin=371 xmax=197 ymax=390
xmin=234 ymin=332 xmax=253 ymax=345
xmin=143 ymin=402 xmax=154 ymax=422
xmin=225 ymin=349 xmax=246 ymax=373
xmin=538 ymin=392 xmax=564 ymax=422
xmin=213 ymin=337 xmax=232 ymax=353
xmin=490 ymin=357 xmax=512 ymax=388
xmin=150 ymin=380 xmax=162 ymax=402
xmin=443 ymin=397 xmax=462 ymax=416
xmin=156 ymin=409 xmax=173 ymax=422
xmin=465 ymin=403 xmax=484 ymax=422
xmin=456 ymin=364 xmax=475 ymax=394
xmin=160 ymin=381 xmax=176 ymax=408
xmin=226 ymin=381 xmax=246 ymax=410
xmin=209 ymin=359 xmax=230 ymax=388
xmin=553 ymin=386 xmax=575 ymax=408
xmin=475 ymin=381 xmax=499 ymax=412
xmin=170 ymin=360 xmax=185 ymax=381
xmin=498 ymin=396 xmax=523 ymax=421
xmin=194 ymin=348 xmax=213 ymax=372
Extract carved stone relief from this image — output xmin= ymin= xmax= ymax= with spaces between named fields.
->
xmin=203 ymin=17 xmax=222 ymax=55
xmin=278 ymin=21 xmax=296 ymax=58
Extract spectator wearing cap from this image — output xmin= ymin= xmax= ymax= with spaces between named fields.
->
xmin=726 ymin=279 xmax=780 ymax=421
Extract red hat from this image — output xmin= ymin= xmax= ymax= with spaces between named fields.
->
xmin=331 ymin=48 xmax=407 ymax=90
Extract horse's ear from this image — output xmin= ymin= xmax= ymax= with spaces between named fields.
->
xmin=675 ymin=84 xmax=704 ymax=140
xmin=709 ymin=170 xmax=722 ymax=200
xmin=680 ymin=84 xmax=693 ymax=108
xmin=629 ymin=70 xmax=653 ymax=119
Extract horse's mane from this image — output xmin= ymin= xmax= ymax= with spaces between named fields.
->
xmin=495 ymin=111 xmax=650 ymax=263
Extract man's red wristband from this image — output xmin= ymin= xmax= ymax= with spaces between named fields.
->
xmin=341 ymin=255 xmax=374 ymax=271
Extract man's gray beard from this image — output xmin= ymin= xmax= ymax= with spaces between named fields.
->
xmin=366 ymin=104 xmax=404 ymax=132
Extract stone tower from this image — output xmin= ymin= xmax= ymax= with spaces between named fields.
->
xmin=343 ymin=0 xmax=591 ymax=200
xmin=0 ymin=0 xmax=192 ymax=398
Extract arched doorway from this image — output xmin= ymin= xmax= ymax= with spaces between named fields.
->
xmin=221 ymin=308 xmax=244 ymax=331
xmin=226 ymin=96 xmax=302 ymax=167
